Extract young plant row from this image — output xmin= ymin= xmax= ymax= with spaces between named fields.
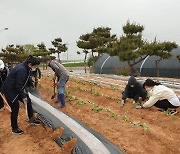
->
xmin=68 ymin=84 xmax=121 ymax=102
xmin=70 ymin=78 xmax=120 ymax=91
xmin=65 ymin=91 xmax=149 ymax=131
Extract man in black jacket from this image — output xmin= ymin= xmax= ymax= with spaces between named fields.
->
xmin=1 ymin=56 xmax=40 ymax=135
xmin=121 ymin=76 xmax=147 ymax=107
xmin=0 ymin=60 xmax=9 ymax=111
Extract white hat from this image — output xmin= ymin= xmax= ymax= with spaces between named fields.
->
xmin=0 ymin=60 xmax=5 ymax=70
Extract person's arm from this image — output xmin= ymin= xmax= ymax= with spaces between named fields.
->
xmin=16 ymin=69 xmax=28 ymax=100
xmin=142 ymin=95 xmax=159 ymax=108
xmin=37 ymin=67 xmax=41 ymax=79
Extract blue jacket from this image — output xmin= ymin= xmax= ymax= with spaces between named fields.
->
xmin=1 ymin=62 xmax=31 ymax=103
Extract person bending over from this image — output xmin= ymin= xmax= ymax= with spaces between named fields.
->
xmin=142 ymin=79 xmax=180 ymax=115
xmin=44 ymin=57 xmax=69 ymax=108
xmin=121 ymin=76 xmax=147 ymax=107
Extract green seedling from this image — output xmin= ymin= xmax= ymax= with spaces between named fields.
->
xmin=87 ymin=101 xmax=95 ymax=105
xmin=107 ymin=96 xmax=113 ymax=100
xmin=46 ymin=87 xmax=51 ymax=91
xmin=142 ymin=123 xmax=149 ymax=130
xmin=88 ymin=88 xmax=94 ymax=94
xmin=163 ymin=110 xmax=170 ymax=116
xmin=104 ymin=108 xmax=111 ymax=112
xmin=112 ymin=87 xmax=119 ymax=90
xmin=77 ymin=87 xmax=83 ymax=92
xmin=94 ymin=92 xmax=102 ymax=96
xmin=111 ymin=112 xmax=116 ymax=117
xmin=122 ymin=113 xmax=130 ymax=122
xmin=172 ymin=115 xmax=177 ymax=120
xmin=76 ymin=100 xmax=86 ymax=105
xmin=92 ymin=106 xmax=103 ymax=112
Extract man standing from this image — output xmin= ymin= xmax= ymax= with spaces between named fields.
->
xmin=0 ymin=60 xmax=9 ymax=111
xmin=1 ymin=56 xmax=40 ymax=135
xmin=44 ymin=57 xmax=69 ymax=108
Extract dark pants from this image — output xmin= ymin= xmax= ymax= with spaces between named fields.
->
xmin=0 ymin=86 xmax=4 ymax=109
xmin=5 ymin=95 xmax=33 ymax=129
xmin=122 ymin=89 xmax=147 ymax=102
xmin=34 ymin=76 xmax=38 ymax=88
xmin=0 ymin=95 xmax=4 ymax=109
xmin=154 ymin=99 xmax=179 ymax=111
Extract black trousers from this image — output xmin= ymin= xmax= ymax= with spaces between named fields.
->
xmin=0 ymin=86 xmax=4 ymax=109
xmin=0 ymin=95 xmax=4 ymax=109
xmin=5 ymin=94 xmax=33 ymax=129
xmin=154 ymin=99 xmax=179 ymax=111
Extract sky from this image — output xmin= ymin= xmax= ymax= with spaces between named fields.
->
xmin=0 ymin=0 xmax=180 ymax=60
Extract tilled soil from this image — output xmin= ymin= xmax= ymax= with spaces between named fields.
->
xmin=39 ymin=75 xmax=180 ymax=154
xmin=1 ymin=73 xmax=180 ymax=154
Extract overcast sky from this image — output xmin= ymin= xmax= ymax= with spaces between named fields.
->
xmin=0 ymin=0 xmax=180 ymax=60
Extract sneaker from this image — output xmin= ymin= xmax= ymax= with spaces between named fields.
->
xmin=30 ymin=119 xmax=41 ymax=125
xmin=169 ymin=109 xmax=177 ymax=115
xmin=54 ymin=100 xmax=59 ymax=103
xmin=57 ymin=104 xmax=66 ymax=109
xmin=12 ymin=128 xmax=24 ymax=135
xmin=120 ymin=100 xmax=125 ymax=107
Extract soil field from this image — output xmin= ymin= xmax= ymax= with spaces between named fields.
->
xmin=1 ymin=73 xmax=180 ymax=154
xmin=39 ymin=75 xmax=180 ymax=154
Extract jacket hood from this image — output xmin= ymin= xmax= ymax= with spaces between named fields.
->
xmin=128 ymin=76 xmax=138 ymax=86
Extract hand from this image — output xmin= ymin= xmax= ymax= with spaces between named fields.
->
xmin=23 ymin=98 xmax=28 ymax=105
xmin=52 ymin=76 xmax=56 ymax=81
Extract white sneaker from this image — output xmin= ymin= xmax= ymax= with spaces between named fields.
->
xmin=120 ymin=100 xmax=125 ymax=107
xmin=169 ymin=109 xmax=177 ymax=115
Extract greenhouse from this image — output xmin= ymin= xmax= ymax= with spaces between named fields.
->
xmin=94 ymin=47 xmax=180 ymax=78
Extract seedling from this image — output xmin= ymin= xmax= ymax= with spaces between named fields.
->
xmin=88 ymin=88 xmax=94 ymax=94
xmin=77 ymin=87 xmax=83 ymax=92
xmin=92 ymin=106 xmax=103 ymax=112
xmin=76 ymin=100 xmax=86 ymax=105
xmin=94 ymin=92 xmax=102 ymax=96
xmin=122 ymin=113 xmax=130 ymax=122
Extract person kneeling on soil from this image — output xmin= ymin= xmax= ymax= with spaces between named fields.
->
xmin=1 ymin=56 xmax=41 ymax=135
xmin=44 ymin=57 xmax=69 ymax=108
xmin=142 ymin=79 xmax=180 ymax=115
xmin=120 ymin=76 xmax=147 ymax=107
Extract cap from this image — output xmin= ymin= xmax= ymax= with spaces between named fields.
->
xmin=0 ymin=60 xmax=5 ymax=70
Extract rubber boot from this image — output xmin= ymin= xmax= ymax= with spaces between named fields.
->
xmin=58 ymin=93 xmax=65 ymax=107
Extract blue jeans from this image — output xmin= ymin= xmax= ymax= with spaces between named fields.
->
xmin=58 ymin=76 xmax=69 ymax=94
xmin=57 ymin=76 xmax=69 ymax=106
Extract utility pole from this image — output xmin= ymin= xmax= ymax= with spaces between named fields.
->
xmin=0 ymin=27 xmax=8 ymax=32
xmin=66 ymin=43 xmax=69 ymax=62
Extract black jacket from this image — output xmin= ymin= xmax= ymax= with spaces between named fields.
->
xmin=0 ymin=67 xmax=9 ymax=86
xmin=123 ymin=76 xmax=146 ymax=101
xmin=1 ymin=62 xmax=31 ymax=103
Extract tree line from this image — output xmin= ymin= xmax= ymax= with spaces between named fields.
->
xmin=1 ymin=21 xmax=180 ymax=76
xmin=76 ymin=21 xmax=180 ymax=76
xmin=0 ymin=38 xmax=67 ymax=65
